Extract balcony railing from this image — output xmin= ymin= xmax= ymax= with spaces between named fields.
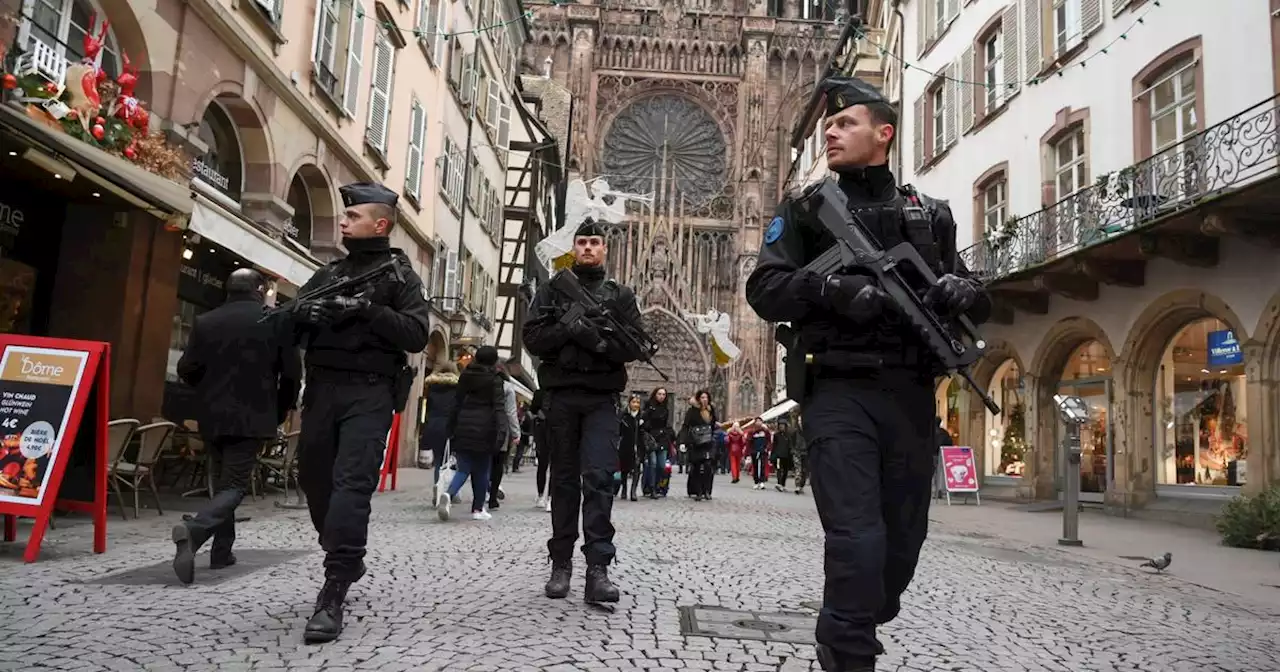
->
xmin=960 ymin=95 xmax=1280 ymax=281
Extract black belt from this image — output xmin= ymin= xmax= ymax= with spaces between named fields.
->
xmin=808 ymin=349 xmax=920 ymax=370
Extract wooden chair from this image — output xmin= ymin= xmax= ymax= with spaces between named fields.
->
xmin=104 ymin=419 xmax=139 ymax=520
xmin=110 ymin=421 xmax=175 ymax=517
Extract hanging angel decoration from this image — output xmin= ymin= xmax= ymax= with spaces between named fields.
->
xmin=534 ymin=178 xmax=653 ymax=271
xmin=682 ymin=308 xmax=740 ymax=367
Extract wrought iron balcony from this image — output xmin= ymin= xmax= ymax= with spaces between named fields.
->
xmin=960 ymin=94 xmax=1280 ymax=282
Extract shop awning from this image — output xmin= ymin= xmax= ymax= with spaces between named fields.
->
xmin=188 ymin=195 xmax=320 ymax=287
xmin=759 ymin=399 xmax=798 ymax=422
xmin=0 ymin=103 xmax=193 ymax=215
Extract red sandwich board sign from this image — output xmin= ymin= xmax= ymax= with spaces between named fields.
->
xmin=378 ymin=412 xmax=402 ymax=493
xmin=938 ymin=445 xmax=981 ymax=506
xmin=0 ymin=335 xmax=110 ymax=562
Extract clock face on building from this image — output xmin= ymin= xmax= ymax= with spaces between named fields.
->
xmin=599 ymin=94 xmax=728 ymax=207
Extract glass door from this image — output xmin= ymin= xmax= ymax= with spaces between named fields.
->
xmin=1055 ymin=378 xmax=1113 ymax=502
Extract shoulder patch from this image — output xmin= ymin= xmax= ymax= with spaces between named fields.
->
xmin=764 ymin=216 xmax=785 ymax=245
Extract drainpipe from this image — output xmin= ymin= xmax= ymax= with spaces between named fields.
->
xmin=892 ymin=0 xmax=905 ymax=178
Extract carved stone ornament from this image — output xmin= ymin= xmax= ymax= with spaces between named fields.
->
xmin=600 ymin=94 xmax=728 ymax=206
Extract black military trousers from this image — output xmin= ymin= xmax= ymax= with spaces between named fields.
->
xmin=802 ymin=370 xmax=936 ymax=660
xmin=544 ymin=389 xmax=620 ymax=565
xmin=297 ymin=370 xmax=395 ymax=582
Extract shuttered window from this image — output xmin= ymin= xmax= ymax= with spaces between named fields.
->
xmin=417 ymin=0 xmax=445 ymax=65
xmin=405 ymin=99 xmax=426 ymax=200
xmin=342 ymin=1 xmax=365 ymax=117
xmin=365 ymin=29 xmax=394 ymax=152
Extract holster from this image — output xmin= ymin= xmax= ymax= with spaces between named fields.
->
xmin=393 ymin=363 xmax=416 ymax=413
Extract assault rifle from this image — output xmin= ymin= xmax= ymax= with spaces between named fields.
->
xmin=776 ymin=180 xmax=1001 ymax=415
xmin=260 ymin=257 xmax=405 ymax=322
xmin=548 ymin=269 xmax=669 ymax=382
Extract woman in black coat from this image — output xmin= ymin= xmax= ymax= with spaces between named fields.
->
xmin=640 ymin=387 xmax=673 ymax=497
xmin=419 ymin=361 xmax=459 ymax=494
xmin=437 ymin=346 xmax=506 ymax=521
xmin=679 ymin=389 xmax=719 ymax=501
xmin=615 ymin=395 xmax=643 ymax=502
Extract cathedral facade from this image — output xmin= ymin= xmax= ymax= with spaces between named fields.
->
xmin=524 ymin=0 xmax=850 ymax=417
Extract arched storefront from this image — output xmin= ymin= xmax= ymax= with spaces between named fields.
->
xmin=984 ymin=359 xmax=1026 ymax=480
xmin=1056 ymin=340 xmax=1113 ymax=501
xmin=935 ymin=376 xmax=962 ymax=445
xmin=1153 ymin=317 xmax=1249 ymax=490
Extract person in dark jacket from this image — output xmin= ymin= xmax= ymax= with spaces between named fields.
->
xmin=640 ymin=387 xmax=673 ymax=497
xmin=679 ymin=390 xmax=719 ymax=501
xmin=418 ymin=361 xmax=459 ymax=498
xmin=772 ymin=417 xmax=797 ymax=491
xmin=171 ymin=268 xmax=302 ymax=585
xmin=437 ymin=346 xmax=506 ymax=521
xmin=529 ymin=389 xmax=551 ymax=508
xmin=615 ymin=395 xmax=643 ymax=502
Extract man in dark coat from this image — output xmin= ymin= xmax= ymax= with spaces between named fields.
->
xmin=171 ymin=268 xmax=302 ymax=585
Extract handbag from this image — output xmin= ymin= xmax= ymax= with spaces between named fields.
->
xmin=689 ymin=424 xmax=714 ymax=446
xmin=435 ymin=439 xmax=457 ymax=496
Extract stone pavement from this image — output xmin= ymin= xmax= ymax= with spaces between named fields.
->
xmin=0 ymin=469 xmax=1277 ymax=672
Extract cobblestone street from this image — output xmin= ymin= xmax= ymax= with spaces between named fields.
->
xmin=0 ymin=470 xmax=1276 ymax=672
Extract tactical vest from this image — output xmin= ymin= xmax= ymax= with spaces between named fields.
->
xmin=839 ymin=181 xmax=943 ymax=275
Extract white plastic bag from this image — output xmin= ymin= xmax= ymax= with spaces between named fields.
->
xmin=435 ymin=440 xmax=456 ymax=498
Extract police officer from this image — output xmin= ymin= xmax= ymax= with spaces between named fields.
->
xmin=292 ymin=182 xmax=430 ymax=643
xmin=744 ymin=76 xmax=991 ymax=671
xmin=521 ymin=218 xmax=646 ymax=605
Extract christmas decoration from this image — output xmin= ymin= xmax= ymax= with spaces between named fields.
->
xmin=2 ymin=11 xmax=186 ymax=182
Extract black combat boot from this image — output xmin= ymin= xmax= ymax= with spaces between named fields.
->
xmin=584 ymin=564 xmax=620 ymax=603
xmin=816 ymin=644 xmax=875 ymax=671
xmin=545 ymin=559 xmax=572 ymax=599
xmin=303 ymin=579 xmax=352 ymax=644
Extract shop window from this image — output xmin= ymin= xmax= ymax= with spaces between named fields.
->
xmin=984 ymin=359 xmax=1025 ymax=477
xmin=1156 ymin=317 xmax=1247 ymax=488
xmin=935 ymin=377 xmax=961 ymax=445
xmin=23 ymin=0 xmax=121 ymax=76
xmin=1062 ymin=339 xmax=1109 ymax=380
xmin=284 ymin=174 xmax=314 ymax=248
xmin=194 ymin=102 xmax=243 ymax=201
xmin=1059 ymin=339 xmax=1111 ymax=495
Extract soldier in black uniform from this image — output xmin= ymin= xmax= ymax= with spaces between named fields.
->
xmin=292 ymin=182 xmax=431 ymax=643
xmin=745 ymin=77 xmax=991 ymax=671
xmin=521 ymin=218 xmax=646 ymax=605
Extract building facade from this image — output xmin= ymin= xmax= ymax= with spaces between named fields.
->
xmin=894 ymin=0 xmax=1280 ymax=522
xmin=0 ymin=0 xmax=529 ymax=463
xmin=524 ymin=0 xmax=856 ymax=417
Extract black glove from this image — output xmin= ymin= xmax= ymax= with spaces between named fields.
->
xmin=294 ymin=300 xmax=330 ymax=325
xmin=567 ymin=317 xmax=607 ymax=353
xmin=924 ymin=274 xmax=979 ymax=317
xmin=318 ymin=295 xmax=371 ymax=324
xmin=823 ymin=274 xmax=891 ymax=323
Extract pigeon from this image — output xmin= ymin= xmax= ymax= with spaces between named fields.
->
xmin=1140 ymin=552 xmax=1172 ymax=572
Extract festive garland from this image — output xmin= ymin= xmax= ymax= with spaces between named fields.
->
xmin=1 ymin=14 xmax=188 ymax=182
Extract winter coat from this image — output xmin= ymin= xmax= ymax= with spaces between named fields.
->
xmin=419 ymin=372 xmax=459 ymax=454
xmin=619 ymin=411 xmax=642 ymax=473
xmin=446 ymin=363 xmax=506 ymax=454
xmin=772 ymin=425 xmax=795 ymax=460
xmin=641 ymin=400 xmax=674 ymax=449
xmin=679 ymin=404 xmax=718 ymax=462
xmin=726 ymin=429 xmax=747 ymax=456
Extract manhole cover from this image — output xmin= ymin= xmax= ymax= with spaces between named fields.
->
xmin=679 ymin=606 xmax=816 ymax=644
xmin=80 ymin=549 xmax=311 ymax=586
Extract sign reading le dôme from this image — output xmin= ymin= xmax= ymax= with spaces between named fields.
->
xmin=0 ymin=346 xmax=89 ymax=506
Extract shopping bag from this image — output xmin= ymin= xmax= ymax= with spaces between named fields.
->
xmin=435 ymin=440 xmax=456 ymax=498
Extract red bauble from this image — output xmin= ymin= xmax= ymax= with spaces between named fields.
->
xmin=1 ymin=74 xmax=16 ymax=90
xmin=94 ymin=116 xmax=105 ymax=126
xmin=124 ymin=145 xmax=137 ymax=159
xmin=91 ymin=124 xmax=105 ymax=141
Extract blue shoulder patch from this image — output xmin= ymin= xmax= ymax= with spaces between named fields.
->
xmin=764 ymin=216 xmax=785 ymax=245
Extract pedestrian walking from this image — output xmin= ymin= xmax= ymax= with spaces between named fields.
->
xmin=170 ymin=268 xmax=302 ymax=585
xmin=726 ymin=422 xmax=746 ymax=483
xmin=640 ymin=387 xmax=673 ymax=498
xmin=438 ymin=345 xmax=507 ymax=521
xmin=745 ymin=75 xmax=991 ymax=671
xmin=418 ymin=361 xmax=459 ymax=500
xmin=529 ymin=388 xmax=551 ymax=510
xmin=487 ymin=364 xmax=521 ymax=510
xmin=521 ymin=218 xmax=648 ymax=605
xmin=291 ymin=182 xmax=431 ymax=644
xmin=792 ymin=413 xmax=809 ymax=495
xmin=615 ymin=395 xmax=643 ymax=502
xmin=772 ymin=416 xmax=797 ymax=491
xmin=679 ymin=390 xmax=718 ymax=501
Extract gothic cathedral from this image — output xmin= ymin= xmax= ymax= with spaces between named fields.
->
xmin=525 ymin=0 xmax=845 ymax=417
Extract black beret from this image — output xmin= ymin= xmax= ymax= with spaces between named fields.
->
xmin=340 ymin=182 xmax=398 ymax=208
xmin=575 ymin=218 xmax=607 ymax=237
xmin=821 ymin=75 xmax=890 ymax=116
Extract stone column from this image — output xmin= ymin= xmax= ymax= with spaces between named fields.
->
xmin=241 ymin=193 xmax=296 ymax=239
xmin=1242 ymin=338 xmax=1275 ymax=495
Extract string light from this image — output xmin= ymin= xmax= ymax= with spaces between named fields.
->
xmin=339 ymin=0 xmax=535 ymax=39
xmin=855 ymin=0 xmax=1164 ymax=89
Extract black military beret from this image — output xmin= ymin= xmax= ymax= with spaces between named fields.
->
xmin=575 ymin=218 xmax=607 ymax=237
xmin=821 ymin=75 xmax=890 ymax=116
xmin=340 ymin=182 xmax=398 ymax=208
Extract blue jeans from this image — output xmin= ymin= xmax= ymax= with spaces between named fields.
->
xmin=642 ymin=450 xmax=666 ymax=493
xmin=447 ymin=450 xmax=492 ymax=513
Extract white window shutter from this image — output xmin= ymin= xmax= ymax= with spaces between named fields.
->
xmin=366 ymin=32 xmax=393 ymax=150
xmin=1067 ymin=0 xmax=1083 ymax=49
xmin=946 ymin=0 xmax=959 ymax=23
xmin=916 ymin=4 xmax=928 ymax=55
xmin=960 ymin=47 xmax=974 ymax=132
xmin=433 ymin=2 xmax=447 ymax=64
xmin=1112 ymin=0 xmax=1133 ymax=17
xmin=943 ymin=66 xmax=957 ymax=149
xmin=1002 ymin=4 xmax=1020 ymax=96
xmin=405 ymin=100 xmax=424 ymax=198
xmin=1081 ymin=0 xmax=1102 ymax=38
xmin=445 ymin=248 xmax=458 ymax=308
xmin=912 ymin=95 xmax=924 ymax=171
xmin=487 ymin=80 xmax=500 ymax=128
xmin=1022 ymin=0 xmax=1041 ymax=80
xmin=343 ymin=2 xmax=366 ymax=117
xmin=311 ymin=0 xmax=325 ymax=62
xmin=498 ymin=101 xmax=511 ymax=160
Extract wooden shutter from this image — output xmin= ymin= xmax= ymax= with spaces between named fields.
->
xmin=1081 ymin=0 xmax=1102 ymax=38
xmin=960 ymin=46 xmax=974 ymax=132
xmin=913 ymin=95 xmax=925 ymax=171
xmin=1023 ymin=0 xmax=1041 ymax=80
xmin=1002 ymin=4 xmax=1021 ymax=96
xmin=916 ymin=4 xmax=928 ymax=56
xmin=342 ymin=1 xmax=365 ymax=117
xmin=498 ymin=100 xmax=511 ymax=161
xmin=1112 ymin=0 xmax=1133 ymax=17
xmin=946 ymin=0 xmax=959 ymax=24
xmin=444 ymin=248 xmax=458 ymax=309
xmin=366 ymin=31 xmax=393 ymax=151
xmin=311 ymin=0 xmax=326 ymax=63
xmin=943 ymin=64 xmax=957 ymax=150
xmin=487 ymin=78 xmax=501 ymax=128
xmin=405 ymin=99 xmax=425 ymax=198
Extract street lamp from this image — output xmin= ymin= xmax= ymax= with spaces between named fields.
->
xmin=427 ymin=295 xmax=469 ymax=340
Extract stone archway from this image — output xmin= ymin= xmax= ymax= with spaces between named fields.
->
xmin=187 ymin=87 xmax=275 ymax=201
xmin=1118 ymin=289 xmax=1254 ymax=498
xmin=425 ymin=328 xmax=449 ymax=370
xmin=1249 ymin=290 xmax=1280 ymax=491
xmin=966 ymin=339 xmax=1029 ymax=485
xmin=284 ymin=162 xmax=337 ymax=251
xmin=627 ymin=307 xmax=712 ymax=401
xmin=1026 ymin=317 xmax=1117 ymax=500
